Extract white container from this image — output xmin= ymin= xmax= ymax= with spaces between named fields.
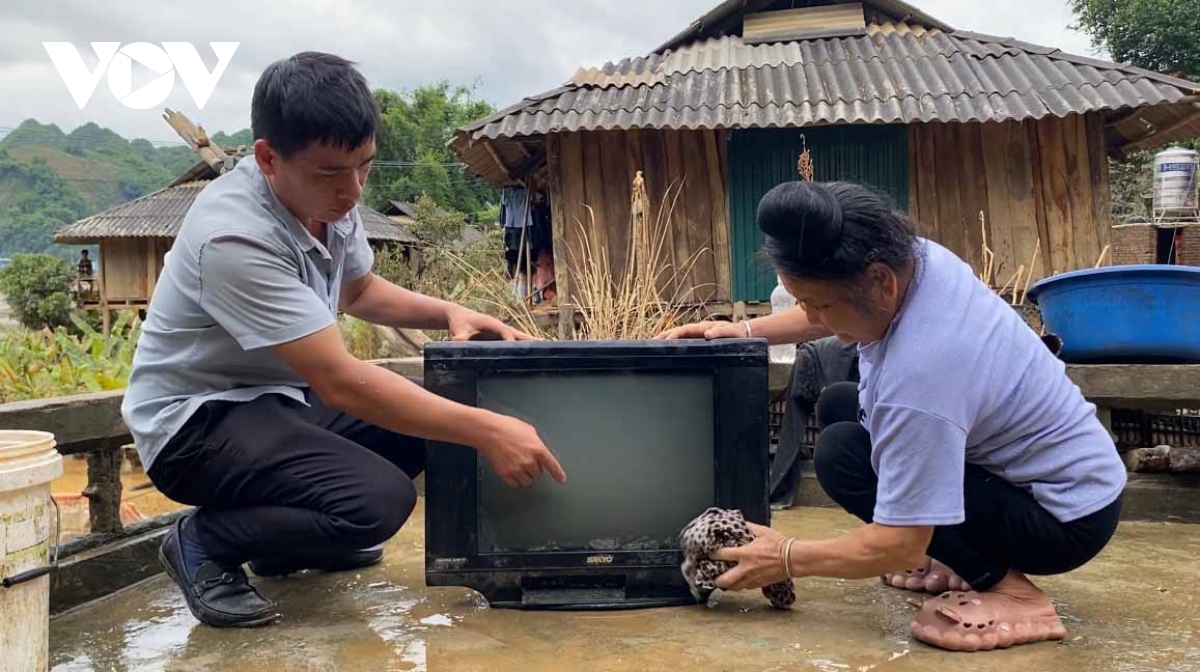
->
xmin=769 ymin=276 xmax=797 ymax=363
xmin=0 ymin=431 xmax=62 ymax=672
xmin=1153 ymin=147 xmax=1199 ymax=215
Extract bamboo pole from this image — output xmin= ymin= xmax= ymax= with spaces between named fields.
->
xmin=1018 ymin=239 xmax=1041 ymax=305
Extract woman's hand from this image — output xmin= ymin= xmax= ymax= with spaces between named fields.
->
xmin=447 ymin=306 xmax=538 ymax=341
xmin=655 ymin=320 xmax=747 ymax=340
xmin=712 ymin=522 xmax=792 ymax=591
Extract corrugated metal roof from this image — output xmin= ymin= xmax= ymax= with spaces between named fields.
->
xmin=457 ymin=23 xmax=1200 ymax=143
xmin=653 ymin=0 xmax=951 ymax=55
xmin=55 ymin=181 xmax=418 ymax=244
xmin=54 ymin=182 xmax=207 ymax=242
xmin=386 ymin=200 xmax=421 ymax=219
xmin=360 ymin=207 xmax=420 ymax=243
xmin=573 ymin=26 xmax=949 ymax=88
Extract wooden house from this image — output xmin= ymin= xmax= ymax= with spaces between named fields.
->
xmin=54 ymin=152 xmax=418 ymax=330
xmin=378 ymin=199 xmax=486 ymax=249
xmin=451 ymin=0 xmax=1200 ymax=320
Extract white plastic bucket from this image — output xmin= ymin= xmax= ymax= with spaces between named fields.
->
xmin=0 ymin=431 xmax=62 ymax=672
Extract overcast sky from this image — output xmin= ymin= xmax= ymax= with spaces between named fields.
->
xmin=0 ymin=0 xmax=1102 ymax=149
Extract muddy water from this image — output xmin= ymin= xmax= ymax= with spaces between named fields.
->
xmin=51 ymin=454 xmax=185 ymax=539
xmin=50 ymin=502 xmax=1200 ymax=672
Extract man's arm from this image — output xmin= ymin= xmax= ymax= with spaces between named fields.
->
xmin=271 ymin=323 xmax=565 ymax=487
xmin=339 ymin=272 xmax=536 ymax=341
xmin=339 ymin=272 xmax=458 ymax=330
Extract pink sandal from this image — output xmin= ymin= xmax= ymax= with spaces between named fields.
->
xmin=910 ymin=591 xmax=1066 ymax=652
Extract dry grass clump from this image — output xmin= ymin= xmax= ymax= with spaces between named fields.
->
xmin=444 ymin=173 xmax=708 ymax=340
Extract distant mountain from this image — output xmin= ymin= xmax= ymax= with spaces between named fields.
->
xmin=0 ymin=119 xmax=251 ymax=258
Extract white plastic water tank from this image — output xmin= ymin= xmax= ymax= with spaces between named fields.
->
xmin=1153 ymin=147 xmax=1199 ymax=215
xmin=769 ymin=276 xmax=796 ymax=363
xmin=0 ymin=431 xmax=62 ymax=672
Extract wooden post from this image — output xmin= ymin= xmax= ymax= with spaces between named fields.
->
xmin=143 ymin=241 xmax=156 ymax=303
xmin=83 ymin=446 xmax=124 ymax=535
xmin=732 ymin=301 xmax=747 ymax=322
xmin=1096 ymin=405 xmax=1115 ymax=442
xmin=1026 ymin=121 xmax=1053 ymax=277
xmin=557 ymin=303 xmax=576 ymax=340
xmin=163 ymin=108 xmax=230 ymax=173
xmin=546 ymin=135 xmax=572 ymax=308
xmin=98 ymin=240 xmax=111 ymax=335
xmin=704 ymin=130 xmax=732 ymax=302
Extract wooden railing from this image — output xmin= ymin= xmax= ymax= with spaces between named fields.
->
xmin=74 ymin=276 xmax=99 ymax=302
xmin=0 ymin=359 xmax=427 ymax=544
xmin=3 ymin=358 xmax=1193 ymax=543
xmin=0 ymin=389 xmax=129 ymax=536
xmin=0 ymin=357 xmax=1195 ymax=611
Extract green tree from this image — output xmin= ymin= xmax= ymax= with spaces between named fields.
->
xmin=0 ymin=253 xmax=76 ymax=330
xmin=212 ymin=129 xmax=254 ymax=147
xmin=0 ymin=119 xmax=248 ymax=257
xmin=364 ymin=82 xmax=499 ymax=220
xmin=1070 ymin=0 xmax=1200 ymax=79
xmin=0 ymin=151 xmax=90 ymax=258
xmin=371 ymin=196 xmax=503 ymax=335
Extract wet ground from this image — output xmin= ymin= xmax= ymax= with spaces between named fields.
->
xmin=50 ymin=502 xmax=1200 ymax=672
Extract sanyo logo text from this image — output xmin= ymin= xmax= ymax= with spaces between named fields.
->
xmin=43 ymin=42 xmax=239 ymax=110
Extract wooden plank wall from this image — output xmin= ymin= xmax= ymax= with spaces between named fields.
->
xmin=99 ymin=239 xmax=151 ymax=301
xmin=151 ymin=238 xmax=172 ymax=300
xmin=908 ymin=113 xmax=1112 ymax=284
xmin=547 ymin=129 xmax=731 ymax=305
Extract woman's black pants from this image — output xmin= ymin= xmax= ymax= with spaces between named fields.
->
xmin=812 ymin=382 xmax=1121 ymax=591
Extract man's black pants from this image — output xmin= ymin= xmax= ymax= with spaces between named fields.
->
xmin=148 ymin=390 xmax=426 ymax=568
xmin=812 ymin=382 xmax=1121 ymax=592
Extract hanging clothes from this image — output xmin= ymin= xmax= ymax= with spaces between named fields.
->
xmin=500 ymin=187 xmax=531 ymax=277
xmin=499 ymin=186 xmax=530 ymax=229
xmin=530 ymin=200 xmax=552 ymax=252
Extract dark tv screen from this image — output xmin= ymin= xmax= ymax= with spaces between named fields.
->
xmin=475 ymin=370 xmax=716 ymax=554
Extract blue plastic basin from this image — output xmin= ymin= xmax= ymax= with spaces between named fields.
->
xmin=1026 ymin=264 xmax=1200 ymax=363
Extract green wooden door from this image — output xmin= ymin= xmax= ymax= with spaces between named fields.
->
xmin=727 ymin=125 xmax=909 ymax=301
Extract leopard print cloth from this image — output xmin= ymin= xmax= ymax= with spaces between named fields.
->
xmin=678 ymin=507 xmax=796 ymax=609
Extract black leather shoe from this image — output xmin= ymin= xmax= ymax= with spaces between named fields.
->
xmin=248 ymin=546 xmax=385 ymax=578
xmin=159 ymin=517 xmax=278 ymax=628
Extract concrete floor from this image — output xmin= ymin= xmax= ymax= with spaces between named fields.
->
xmin=50 ymin=501 xmax=1200 ymax=672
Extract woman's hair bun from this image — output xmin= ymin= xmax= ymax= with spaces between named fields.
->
xmin=756 ymin=181 xmax=844 ymax=266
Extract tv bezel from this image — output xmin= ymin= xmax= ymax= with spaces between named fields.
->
xmin=422 ymin=338 xmax=770 ymax=610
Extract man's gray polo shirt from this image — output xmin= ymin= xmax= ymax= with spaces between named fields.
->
xmin=121 ymin=157 xmax=374 ymax=470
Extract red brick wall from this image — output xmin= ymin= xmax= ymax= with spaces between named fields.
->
xmin=1110 ymin=225 xmax=1200 ymax=266
xmin=1181 ymin=227 xmax=1200 ymax=266
xmin=1111 ymin=225 xmax=1157 ymax=265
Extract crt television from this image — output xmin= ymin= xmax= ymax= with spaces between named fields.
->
xmin=422 ymin=338 xmax=770 ymax=610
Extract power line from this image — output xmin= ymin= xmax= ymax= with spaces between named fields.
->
xmin=0 ymin=128 xmax=479 ymax=165
xmin=372 ymin=164 xmax=469 ymax=169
